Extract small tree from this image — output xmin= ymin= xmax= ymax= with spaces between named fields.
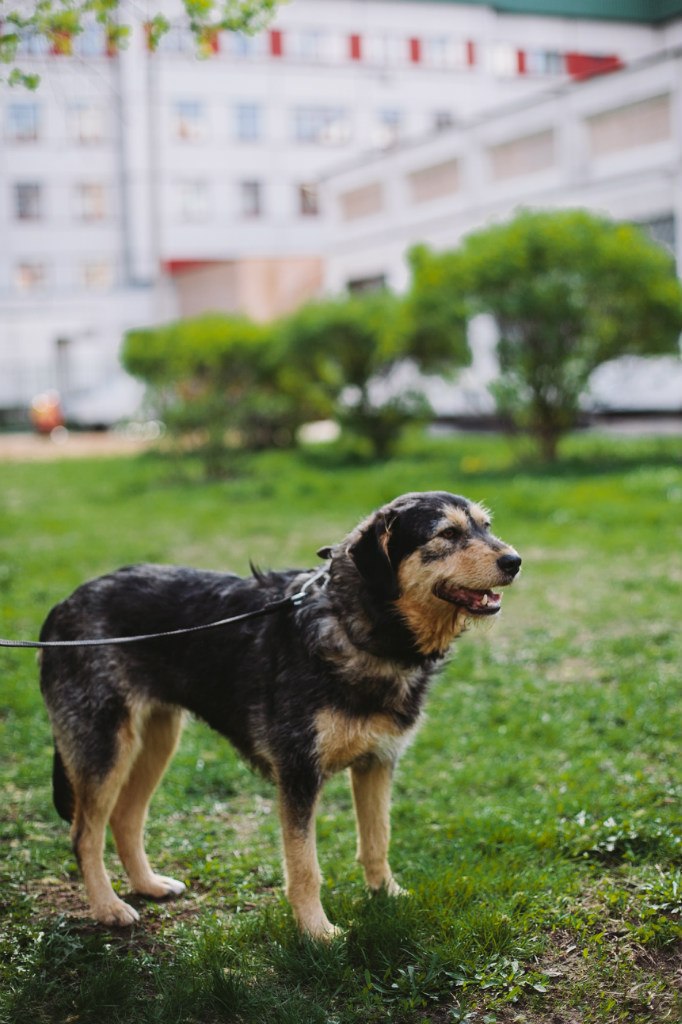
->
xmin=122 ymin=313 xmax=321 ymax=476
xmin=409 ymin=210 xmax=682 ymax=460
xmin=277 ymin=290 xmax=463 ymax=460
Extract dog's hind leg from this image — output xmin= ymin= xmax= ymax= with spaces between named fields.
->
xmin=109 ymin=707 xmax=185 ymax=900
xmin=70 ymin=716 xmax=144 ymax=927
xmin=277 ymin=774 xmax=340 ymax=940
xmin=351 ymin=757 xmax=405 ymax=896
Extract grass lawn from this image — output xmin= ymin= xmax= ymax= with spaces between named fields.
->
xmin=0 ymin=431 xmax=680 ymax=1024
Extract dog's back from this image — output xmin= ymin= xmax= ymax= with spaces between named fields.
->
xmin=38 ymin=492 xmax=521 ymax=936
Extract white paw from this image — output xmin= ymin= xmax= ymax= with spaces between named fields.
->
xmin=95 ymin=898 xmax=140 ymax=927
xmin=136 ymin=874 xmax=186 ymax=899
xmin=298 ymin=911 xmax=343 ymax=942
xmin=307 ymin=921 xmax=344 ymax=942
xmin=385 ymin=877 xmax=408 ymax=897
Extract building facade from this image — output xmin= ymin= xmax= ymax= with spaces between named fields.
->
xmin=1 ymin=0 xmax=681 ymax=419
xmin=322 ymin=43 xmax=682 ymax=293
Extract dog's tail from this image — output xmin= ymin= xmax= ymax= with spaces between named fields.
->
xmin=52 ymin=745 xmax=74 ymax=823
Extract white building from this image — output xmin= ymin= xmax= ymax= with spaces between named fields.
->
xmin=322 ymin=42 xmax=682 ymax=293
xmin=320 ymin=36 xmax=682 ymax=415
xmin=1 ymin=0 xmax=681 ymax=420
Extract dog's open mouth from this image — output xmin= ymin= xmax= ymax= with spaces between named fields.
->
xmin=433 ymin=583 xmax=503 ymax=615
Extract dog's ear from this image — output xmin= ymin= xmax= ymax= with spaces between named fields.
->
xmin=348 ymin=512 xmax=399 ymax=599
xmin=316 ymin=545 xmax=336 ymax=560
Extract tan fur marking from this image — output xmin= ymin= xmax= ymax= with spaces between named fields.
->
xmin=444 ymin=507 xmax=469 ymax=531
xmin=110 ymin=708 xmax=185 ymax=898
xmin=468 ymin=502 xmax=492 ymax=527
xmin=315 ymin=708 xmax=403 ymax=774
xmin=351 ymin=760 xmax=401 ymax=893
xmin=71 ymin=715 xmax=144 ymax=926
xmin=278 ymin=799 xmax=339 ymax=938
xmin=395 ymin=538 xmax=511 ymax=655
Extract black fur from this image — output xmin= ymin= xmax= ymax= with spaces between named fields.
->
xmin=38 ymin=490 xmax=521 ymax=934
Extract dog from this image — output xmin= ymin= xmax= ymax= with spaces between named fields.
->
xmin=39 ymin=490 xmax=521 ymax=938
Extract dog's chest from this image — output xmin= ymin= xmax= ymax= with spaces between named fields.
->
xmin=314 ymin=707 xmax=418 ymax=774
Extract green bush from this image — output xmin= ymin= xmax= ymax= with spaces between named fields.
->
xmin=408 ymin=210 xmax=682 ymax=460
xmin=122 ymin=313 xmax=322 ymax=476
xmin=277 ymin=290 xmax=464 ymax=460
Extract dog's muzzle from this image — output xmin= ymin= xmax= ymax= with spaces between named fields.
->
xmin=433 ymin=551 xmax=521 ymax=616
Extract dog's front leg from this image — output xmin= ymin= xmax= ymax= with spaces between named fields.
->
xmin=351 ymin=757 xmax=405 ymax=896
xmin=277 ymin=776 xmax=339 ymax=940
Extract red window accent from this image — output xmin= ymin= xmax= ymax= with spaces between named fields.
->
xmin=466 ymin=40 xmax=476 ymax=66
xmin=349 ymin=33 xmax=362 ymax=61
xmin=270 ymin=29 xmax=283 ymax=57
xmin=565 ymin=52 xmax=623 ymax=80
xmin=50 ymin=30 xmax=73 ymax=56
xmin=162 ymin=260 xmax=213 ymax=276
xmin=517 ymin=49 xmax=527 ymax=75
xmin=202 ymin=28 xmax=220 ymax=54
xmin=409 ymin=38 xmax=421 ymax=64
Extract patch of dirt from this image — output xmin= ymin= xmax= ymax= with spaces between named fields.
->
xmin=0 ymin=432 xmax=151 ymax=462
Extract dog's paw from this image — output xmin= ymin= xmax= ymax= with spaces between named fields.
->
xmin=94 ymin=898 xmax=140 ymax=928
xmin=298 ymin=911 xmax=344 ymax=942
xmin=135 ymin=874 xmax=186 ymax=900
xmin=308 ymin=920 xmax=344 ymax=942
xmin=368 ymin=876 xmax=408 ymax=897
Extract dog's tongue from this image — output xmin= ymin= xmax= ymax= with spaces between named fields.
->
xmin=463 ymin=588 xmax=501 ymax=611
xmin=440 ymin=585 xmax=502 ymax=612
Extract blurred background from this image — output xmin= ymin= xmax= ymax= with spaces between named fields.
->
xmin=1 ymin=0 xmax=682 ymax=438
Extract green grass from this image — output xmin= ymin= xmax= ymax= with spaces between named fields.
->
xmin=0 ymin=431 xmax=680 ymax=1024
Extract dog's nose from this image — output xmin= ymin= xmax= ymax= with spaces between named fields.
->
xmin=497 ymin=552 xmax=522 ymax=577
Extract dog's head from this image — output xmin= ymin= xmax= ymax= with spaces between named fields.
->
xmin=331 ymin=491 xmax=521 ymax=656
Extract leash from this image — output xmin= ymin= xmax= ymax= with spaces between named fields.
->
xmin=0 ymin=565 xmax=329 ymax=650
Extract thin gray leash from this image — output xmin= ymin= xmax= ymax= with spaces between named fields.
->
xmin=0 ymin=565 xmax=329 ymax=650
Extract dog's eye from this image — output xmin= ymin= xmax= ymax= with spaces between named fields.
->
xmin=439 ymin=527 xmax=461 ymax=541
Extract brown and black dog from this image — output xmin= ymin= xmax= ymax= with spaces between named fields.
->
xmin=39 ymin=490 xmax=521 ymax=938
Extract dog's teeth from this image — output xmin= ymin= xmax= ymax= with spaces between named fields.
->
xmin=481 ymin=594 xmax=488 ymax=606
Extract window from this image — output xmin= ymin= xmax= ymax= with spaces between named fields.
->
xmin=234 ymin=103 xmax=261 ymax=142
xmin=434 ymin=110 xmax=455 ymax=132
xmin=6 ymin=103 xmax=40 ymax=142
xmin=177 ymin=181 xmax=210 ymax=221
xmin=158 ymin=26 xmax=193 ymax=53
xmin=228 ymin=32 xmax=267 ymax=58
xmin=526 ymin=50 xmax=563 ymax=76
xmin=75 ymin=22 xmax=106 ymax=56
xmin=348 ymin=274 xmax=386 ymax=294
xmin=240 ymin=180 xmax=263 ymax=218
xmin=409 ymin=159 xmax=460 ymax=203
xmin=340 ymin=183 xmax=383 ymax=221
xmin=488 ymin=130 xmax=555 ymax=181
xmin=293 ymin=106 xmax=350 ymax=145
xmin=639 ymin=215 xmax=676 ymax=255
xmin=375 ymin=109 xmax=402 ymax=149
xmin=82 ymin=260 xmax=114 ymax=290
xmin=16 ymin=30 xmax=50 ymax=56
xmin=422 ymin=37 xmax=468 ymax=70
xmin=67 ymin=101 xmax=105 ymax=144
xmin=364 ymin=35 xmax=407 ymax=66
xmin=488 ymin=44 xmax=517 ymax=77
xmin=588 ymin=95 xmax=671 ymax=157
xmin=288 ymin=30 xmax=324 ymax=61
xmin=298 ymin=183 xmax=319 ymax=217
xmin=14 ymin=262 xmax=48 ymax=291
xmin=14 ymin=183 xmax=42 ymax=221
xmin=173 ymin=101 xmax=208 ymax=141
xmin=75 ymin=183 xmax=107 ymax=221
